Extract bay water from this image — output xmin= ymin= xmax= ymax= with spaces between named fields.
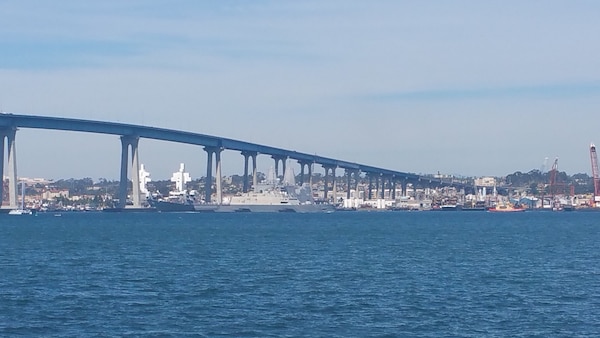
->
xmin=1 ymin=211 xmax=599 ymax=337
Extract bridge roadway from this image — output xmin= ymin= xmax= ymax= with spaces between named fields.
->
xmin=0 ymin=113 xmax=463 ymax=209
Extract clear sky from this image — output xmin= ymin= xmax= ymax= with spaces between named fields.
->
xmin=2 ymin=1 xmax=600 ymax=180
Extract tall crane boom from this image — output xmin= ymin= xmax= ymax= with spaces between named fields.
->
xmin=590 ymin=143 xmax=600 ymax=198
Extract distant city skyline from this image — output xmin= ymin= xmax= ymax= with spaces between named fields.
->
xmin=2 ymin=1 xmax=600 ymax=179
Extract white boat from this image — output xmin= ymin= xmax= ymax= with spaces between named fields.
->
xmin=8 ymin=208 xmax=32 ymax=215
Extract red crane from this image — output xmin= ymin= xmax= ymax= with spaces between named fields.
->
xmin=590 ymin=143 xmax=600 ymax=203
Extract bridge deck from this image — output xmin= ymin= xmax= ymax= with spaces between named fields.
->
xmin=0 ymin=113 xmax=451 ymax=183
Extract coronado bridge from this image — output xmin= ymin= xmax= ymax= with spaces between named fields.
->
xmin=0 ymin=113 xmax=468 ymax=209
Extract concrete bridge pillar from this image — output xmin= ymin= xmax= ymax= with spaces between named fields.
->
xmin=282 ymin=158 xmax=287 ymax=179
xmin=308 ymin=162 xmax=313 ymax=187
xmin=119 ymin=138 xmax=129 ymax=208
xmin=346 ymin=169 xmax=352 ymax=200
xmin=368 ymin=174 xmax=373 ymax=200
xmin=0 ymin=132 xmax=4 ymax=207
xmin=272 ymin=155 xmax=287 ymax=179
xmin=204 ymin=147 xmax=213 ymax=203
xmin=390 ymin=177 xmax=396 ymax=200
xmin=130 ymin=138 xmax=141 ymax=208
xmin=7 ymin=129 xmax=17 ymax=208
xmin=251 ymin=153 xmax=257 ymax=188
xmin=241 ymin=151 xmax=257 ymax=193
xmin=204 ymin=147 xmax=223 ymax=204
xmin=354 ymin=170 xmax=361 ymax=199
xmin=0 ymin=128 xmax=18 ymax=208
xmin=331 ymin=166 xmax=337 ymax=203
xmin=215 ymin=148 xmax=222 ymax=204
xmin=375 ymin=175 xmax=381 ymax=199
xmin=242 ymin=152 xmax=250 ymax=193
xmin=323 ymin=166 xmax=330 ymax=200
xmin=119 ymin=135 xmax=141 ymax=208
xmin=402 ymin=180 xmax=408 ymax=197
xmin=298 ymin=161 xmax=305 ymax=185
xmin=298 ymin=161 xmax=311 ymax=186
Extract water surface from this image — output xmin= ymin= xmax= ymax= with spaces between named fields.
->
xmin=1 ymin=212 xmax=599 ymax=337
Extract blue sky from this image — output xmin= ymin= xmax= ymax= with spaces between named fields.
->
xmin=2 ymin=1 xmax=600 ymax=180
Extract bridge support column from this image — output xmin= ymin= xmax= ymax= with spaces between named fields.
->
xmin=215 ymin=148 xmax=222 ymax=204
xmin=354 ymin=171 xmax=361 ymax=199
xmin=0 ymin=128 xmax=18 ymax=208
xmin=0 ymin=132 xmax=4 ymax=207
xmin=308 ymin=162 xmax=313 ymax=187
xmin=204 ymin=147 xmax=214 ymax=203
xmin=242 ymin=151 xmax=256 ymax=192
xmin=119 ymin=138 xmax=129 ymax=208
xmin=402 ymin=180 xmax=408 ymax=197
xmin=346 ymin=169 xmax=352 ymax=200
xmin=242 ymin=152 xmax=249 ymax=193
xmin=323 ymin=166 xmax=330 ymax=200
xmin=130 ymin=138 xmax=141 ymax=208
xmin=251 ymin=153 xmax=257 ymax=188
xmin=272 ymin=155 xmax=287 ymax=179
xmin=375 ymin=175 xmax=380 ymax=199
xmin=272 ymin=156 xmax=280 ymax=178
xmin=282 ymin=159 xmax=287 ymax=179
xmin=298 ymin=161 xmax=311 ymax=186
xmin=204 ymin=147 xmax=223 ymax=204
xmin=391 ymin=177 xmax=396 ymax=200
xmin=368 ymin=175 xmax=373 ymax=200
xmin=119 ymin=136 xmax=141 ymax=208
xmin=331 ymin=166 xmax=337 ymax=204
xmin=7 ymin=129 xmax=17 ymax=208
xmin=298 ymin=161 xmax=305 ymax=185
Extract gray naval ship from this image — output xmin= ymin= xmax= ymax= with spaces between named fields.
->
xmin=218 ymin=166 xmax=334 ymax=213
xmin=150 ymin=166 xmax=333 ymax=213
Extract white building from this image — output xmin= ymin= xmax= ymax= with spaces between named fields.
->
xmin=474 ymin=177 xmax=496 ymax=187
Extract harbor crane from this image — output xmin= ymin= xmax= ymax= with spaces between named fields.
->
xmin=548 ymin=157 xmax=573 ymax=198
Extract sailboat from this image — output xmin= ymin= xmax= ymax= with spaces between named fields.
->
xmin=8 ymin=182 xmax=33 ymax=215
